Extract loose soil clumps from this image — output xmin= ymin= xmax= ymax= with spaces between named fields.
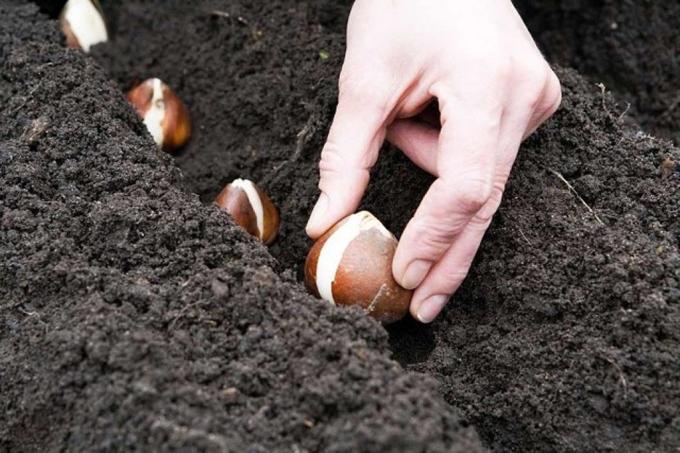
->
xmin=0 ymin=3 xmax=480 ymax=452
xmin=1 ymin=1 xmax=679 ymax=452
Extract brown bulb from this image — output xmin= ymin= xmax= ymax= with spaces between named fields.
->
xmin=126 ymin=78 xmax=192 ymax=152
xmin=304 ymin=211 xmax=412 ymax=324
xmin=215 ymin=179 xmax=280 ymax=245
xmin=59 ymin=0 xmax=108 ymax=52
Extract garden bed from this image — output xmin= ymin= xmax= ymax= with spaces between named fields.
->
xmin=1 ymin=1 xmax=679 ymax=451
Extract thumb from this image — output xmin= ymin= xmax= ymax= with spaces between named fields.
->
xmin=305 ymin=80 xmax=392 ymax=238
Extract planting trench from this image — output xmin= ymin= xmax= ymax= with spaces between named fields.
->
xmin=1 ymin=1 xmax=679 ymax=451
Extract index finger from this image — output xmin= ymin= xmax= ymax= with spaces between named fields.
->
xmin=305 ymin=77 xmax=393 ymax=239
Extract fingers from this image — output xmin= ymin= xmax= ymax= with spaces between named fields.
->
xmin=386 ymin=119 xmax=439 ymax=176
xmin=409 ymin=115 xmax=524 ymax=322
xmin=305 ymin=78 xmax=393 ymax=239
xmin=404 ymin=69 xmax=546 ymax=323
xmin=409 ymin=183 xmax=504 ymax=322
xmin=392 ymin=85 xmax=503 ymax=292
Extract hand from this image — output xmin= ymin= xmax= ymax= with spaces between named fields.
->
xmin=305 ymin=0 xmax=562 ymax=323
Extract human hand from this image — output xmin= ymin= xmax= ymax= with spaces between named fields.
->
xmin=305 ymin=0 xmax=562 ymax=323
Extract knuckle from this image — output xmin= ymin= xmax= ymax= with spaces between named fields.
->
xmin=338 ymin=73 xmax=390 ymax=115
xmin=544 ymin=72 xmax=563 ymax=115
xmin=319 ymin=143 xmax=344 ymax=173
xmin=451 ymin=176 xmax=494 ymax=214
xmin=319 ymin=139 xmax=376 ymax=175
xmin=471 ymin=185 xmax=504 ymax=227
xmin=518 ymin=60 xmax=552 ymax=109
xmin=524 ymin=58 xmax=550 ymax=83
xmin=409 ymin=216 xmax=457 ymax=252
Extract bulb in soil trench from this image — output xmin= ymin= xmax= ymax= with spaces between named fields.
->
xmin=59 ymin=0 xmax=108 ymax=52
xmin=126 ymin=78 xmax=192 ymax=152
xmin=215 ymin=179 xmax=280 ymax=245
xmin=304 ymin=211 xmax=412 ymax=324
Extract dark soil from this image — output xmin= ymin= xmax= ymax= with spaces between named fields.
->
xmin=514 ymin=0 xmax=680 ymax=145
xmin=0 ymin=3 xmax=479 ymax=452
xmin=1 ymin=1 xmax=679 ymax=452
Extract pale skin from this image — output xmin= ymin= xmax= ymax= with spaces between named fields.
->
xmin=306 ymin=0 xmax=562 ymax=323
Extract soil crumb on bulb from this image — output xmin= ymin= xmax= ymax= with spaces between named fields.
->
xmin=126 ymin=78 xmax=192 ymax=152
xmin=59 ymin=0 xmax=108 ymax=52
xmin=305 ymin=211 xmax=412 ymax=324
xmin=215 ymin=179 xmax=280 ymax=245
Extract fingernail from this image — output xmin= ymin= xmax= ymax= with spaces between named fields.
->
xmin=400 ymin=260 xmax=432 ymax=289
xmin=416 ymin=295 xmax=449 ymax=324
xmin=306 ymin=193 xmax=329 ymax=234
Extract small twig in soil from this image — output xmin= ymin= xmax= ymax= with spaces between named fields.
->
xmin=597 ymin=83 xmax=631 ymax=123
xmin=599 ymin=354 xmax=628 ymax=399
xmin=18 ymin=308 xmax=38 ymax=316
xmin=168 ymin=277 xmax=204 ymax=329
xmin=262 ymin=114 xmax=317 ymax=184
xmin=293 ymin=114 xmax=317 ymax=161
xmin=597 ymin=83 xmax=609 ymax=114
xmin=596 ymin=82 xmax=621 ymax=122
xmin=210 ymin=10 xmax=231 ymax=18
xmin=169 ymin=300 xmax=201 ymax=330
xmin=616 ymin=102 xmax=631 ymax=122
xmin=659 ymin=91 xmax=680 ymax=118
xmin=517 ymin=227 xmax=533 ymax=246
xmin=209 ymin=10 xmax=248 ymax=24
xmin=17 ymin=307 xmax=48 ymax=334
xmin=18 ymin=308 xmax=46 ymax=326
xmin=549 ymin=168 xmax=605 ymax=226
xmin=36 ymin=62 xmax=56 ymax=72
xmin=311 ymin=77 xmax=327 ymax=91
xmin=9 ymin=82 xmax=42 ymax=115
